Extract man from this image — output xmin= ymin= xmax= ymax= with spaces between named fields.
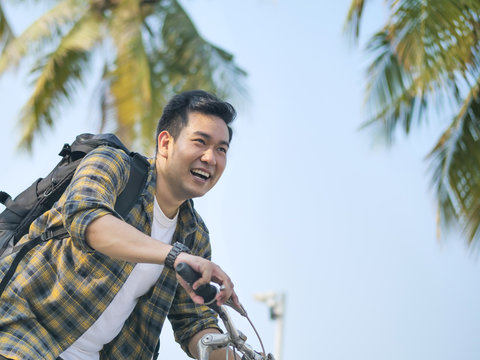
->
xmin=0 ymin=90 xmax=239 ymax=360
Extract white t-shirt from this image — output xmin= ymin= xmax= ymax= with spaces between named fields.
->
xmin=60 ymin=198 xmax=178 ymax=360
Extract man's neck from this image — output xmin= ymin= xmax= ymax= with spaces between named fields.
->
xmin=156 ymin=199 xmax=180 ymax=220
xmin=154 ymin=168 xmax=182 ymax=219
xmin=155 ymin=184 xmax=182 ymax=219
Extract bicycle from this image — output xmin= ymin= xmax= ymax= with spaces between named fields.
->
xmin=176 ymin=263 xmax=276 ymax=360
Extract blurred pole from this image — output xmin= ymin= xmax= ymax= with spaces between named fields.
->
xmin=253 ymin=292 xmax=286 ymax=360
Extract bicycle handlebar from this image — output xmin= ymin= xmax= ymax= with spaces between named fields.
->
xmin=175 ymin=262 xmax=218 ymax=305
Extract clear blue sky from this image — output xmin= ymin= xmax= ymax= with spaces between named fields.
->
xmin=1 ymin=1 xmax=480 ymax=359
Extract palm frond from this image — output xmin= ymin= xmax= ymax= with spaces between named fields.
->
xmin=159 ymin=0 xmax=246 ymax=99
xmin=347 ymin=0 xmax=480 ymax=246
xmin=391 ymin=0 xmax=480 ymax=78
xmin=111 ymin=0 xmax=248 ymax=151
xmin=0 ymin=0 xmax=84 ymax=75
xmin=428 ymin=77 xmax=480 ymax=245
xmin=343 ymin=0 xmax=367 ymax=42
xmin=95 ymin=63 xmax=117 ymax=134
xmin=107 ymin=0 xmax=153 ymax=149
xmin=17 ymin=12 xmax=102 ymax=150
xmin=361 ymin=0 xmax=480 ymax=143
xmin=361 ymin=29 xmax=429 ymax=143
xmin=5 ymin=0 xmax=65 ymax=4
xmin=6 ymin=0 xmax=247 ymax=154
xmin=0 ymin=3 xmax=15 ymax=52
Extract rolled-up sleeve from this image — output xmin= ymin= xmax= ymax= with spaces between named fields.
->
xmin=168 ymin=233 xmax=222 ymax=356
xmin=169 ymin=284 xmax=221 ymax=357
xmin=62 ymin=146 xmax=131 ymax=252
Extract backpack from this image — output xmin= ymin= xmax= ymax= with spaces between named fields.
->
xmin=0 ymin=133 xmax=150 ymax=296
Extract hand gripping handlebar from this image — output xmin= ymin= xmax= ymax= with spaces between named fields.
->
xmin=175 ymin=262 xmax=219 ymax=304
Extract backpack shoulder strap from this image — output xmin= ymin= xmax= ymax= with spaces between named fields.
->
xmin=114 ymin=152 xmax=150 ymax=217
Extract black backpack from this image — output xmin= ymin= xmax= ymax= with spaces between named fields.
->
xmin=0 ymin=133 xmax=150 ymax=296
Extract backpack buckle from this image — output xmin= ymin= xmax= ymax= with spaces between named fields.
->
xmin=40 ymin=230 xmax=54 ymax=241
xmin=58 ymin=143 xmax=71 ymax=157
xmin=0 ymin=191 xmax=12 ymax=206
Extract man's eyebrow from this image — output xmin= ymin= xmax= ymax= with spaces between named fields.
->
xmin=193 ymin=131 xmax=230 ymax=147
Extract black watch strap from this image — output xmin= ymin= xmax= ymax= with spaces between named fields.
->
xmin=165 ymin=242 xmax=191 ymax=269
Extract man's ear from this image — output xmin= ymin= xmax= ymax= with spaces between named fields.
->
xmin=157 ymin=131 xmax=172 ymax=158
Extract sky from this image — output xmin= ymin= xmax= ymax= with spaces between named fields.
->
xmin=1 ymin=1 xmax=480 ymax=360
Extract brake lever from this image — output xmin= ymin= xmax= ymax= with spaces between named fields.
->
xmin=225 ymin=298 xmax=248 ymax=317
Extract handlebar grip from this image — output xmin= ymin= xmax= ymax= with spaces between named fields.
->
xmin=175 ymin=262 xmax=218 ymax=304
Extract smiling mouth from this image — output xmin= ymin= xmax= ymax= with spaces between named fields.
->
xmin=191 ymin=169 xmax=211 ymax=180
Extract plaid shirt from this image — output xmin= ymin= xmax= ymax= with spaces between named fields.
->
xmin=0 ymin=146 xmax=220 ymax=360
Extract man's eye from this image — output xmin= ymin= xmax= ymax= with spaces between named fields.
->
xmin=218 ymin=147 xmax=228 ymax=154
xmin=194 ymin=139 xmax=206 ymax=144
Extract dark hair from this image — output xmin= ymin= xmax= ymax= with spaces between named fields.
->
xmin=155 ymin=90 xmax=236 ymax=149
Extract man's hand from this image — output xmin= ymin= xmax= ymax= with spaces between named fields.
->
xmin=174 ymin=252 xmax=240 ymax=307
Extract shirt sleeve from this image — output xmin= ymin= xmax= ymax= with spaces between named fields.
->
xmin=168 ymin=232 xmax=222 ymax=357
xmin=62 ymin=146 xmax=131 ymax=253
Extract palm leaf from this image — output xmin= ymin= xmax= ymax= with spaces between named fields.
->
xmin=0 ymin=3 xmax=15 ymax=51
xmin=391 ymin=0 xmax=479 ymax=77
xmin=360 ymin=0 xmax=480 ymax=143
xmin=428 ymin=75 xmax=480 ymax=243
xmin=116 ymin=0 xmax=248 ymax=151
xmin=4 ymin=0 xmax=247 ymax=152
xmin=0 ymin=0 xmax=84 ymax=75
xmin=18 ymin=11 xmax=102 ymax=150
xmin=107 ymin=0 xmax=153 ymax=149
xmin=360 ymin=29 xmax=428 ymax=143
xmin=159 ymin=0 xmax=246 ymax=98
xmin=346 ymin=0 xmax=480 ymax=245
xmin=343 ymin=0 xmax=367 ymax=42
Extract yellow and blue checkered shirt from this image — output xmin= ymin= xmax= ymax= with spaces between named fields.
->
xmin=0 ymin=146 xmax=220 ymax=360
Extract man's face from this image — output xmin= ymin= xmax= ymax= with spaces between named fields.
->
xmin=159 ymin=111 xmax=230 ymax=202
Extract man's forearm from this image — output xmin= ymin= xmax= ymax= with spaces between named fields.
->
xmin=86 ymin=214 xmax=171 ymax=264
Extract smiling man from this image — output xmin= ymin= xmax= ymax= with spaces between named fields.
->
xmin=156 ymin=111 xmax=230 ymax=217
xmin=0 ymin=90 xmax=239 ymax=360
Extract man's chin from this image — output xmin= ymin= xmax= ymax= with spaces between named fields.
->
xmin=185 ymin=186 xmax=210 ymax=199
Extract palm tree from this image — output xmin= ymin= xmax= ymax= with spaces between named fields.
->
xmin=0 ymin=0 xmax=246 ymax=151
xmin=344 ymin=0 xmax=480 ymax=245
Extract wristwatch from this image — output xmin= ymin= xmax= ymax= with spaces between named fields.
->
xmin=165 ymin=242 xmax=191 ymax=269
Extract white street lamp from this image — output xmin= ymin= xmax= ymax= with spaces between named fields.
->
xmin=253 ymin=292 xmax=286 ymax=360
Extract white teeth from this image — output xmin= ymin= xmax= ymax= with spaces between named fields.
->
xmin=192 ymin=169 xmax=210 ymax=179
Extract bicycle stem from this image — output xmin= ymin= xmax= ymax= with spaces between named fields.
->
xmin=217 ymin=305 xmax=240 ymax=340
xmin=197 ymin=304 xmax=268 ymax=360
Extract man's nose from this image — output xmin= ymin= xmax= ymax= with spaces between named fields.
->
xmin=201 ymin=148 xmax=216 ymax=165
